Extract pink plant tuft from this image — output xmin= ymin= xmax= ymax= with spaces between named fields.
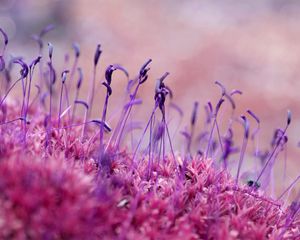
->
xmin=0 ymin=26 xmax=299 ymax=239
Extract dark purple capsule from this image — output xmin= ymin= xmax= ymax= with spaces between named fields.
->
xmin=225 ymin=93 xmax=235 ymax=109
xmin=94 ymin=44 xmax=102 ymax=66
xmin=180 ymin=130 xmax=191 ymax=140
xmin=155 ymin=80 xmax=162 ymax=96
xmin=32 ymin=35 xmax=43 ymax=49
xmin=76 ymin=68 xmax=83 ymax=89
xmin=247 ymin=110 xmax=260 ymax=124
xmin=48 ymin=43 xmax=53 ymax=60
xmin=215 ymin=81 xmax=226 ymax=96
xmin=29 ymin=56 xmax=42 ymax=69
xmin=159 ymin=72 xmax=170 ymax=83
xmin=44 ymin=114 xmax=50 ymax=128
xmin=165 ymin=85 xmax=173 ymax=99
xmin=0 ymin=56 xmax=5 ymax=71
xmin=204 ymin=105 xmax=212 ymax=124
xmin=72 ymin=42 xmax=80 ymax=58
xmin=230 ymin=89 xmax=243 ymax=96
xmin=0 ymin=28 xmax=8 ymax=45
xmin=105 ymin=64 xmax=129 ymax=85
xmin=207 ymin=102 xmax=213 ymax=114
xmin=139 ymin=59 xmax=152 ymax=84
xmin=191 ymin=101 xmax=199 ymax=126
xmin=9 ymin=56 xmax=23 ymax=70
xmin=19 ymin=117 xmax=30 ymax=125
xmin=139 ymin=59 xmax=152 ymax=77
xmin=47 ymin=62 xmax=56 ymax=85
xmin=61 ymin=70 xmax=69 ymax=84
xmin=41 ymin=92 xmax=49 ymax=107
xmin=271 ymin=128 xmax=284 ymax=147
xmin=227 ymin=128 xmax=233 ymax=139
xmin=241 ymin=115 xmax=249 ymax=139
xmin=287 ymin=110 xmax=291 ymax=125
xmin=126 ymin=79 xmax=135 ymax=93
xmin=91 ymin=119 xmax=112 ymax=132
xmin=215 ymin=98 xmax=225 ymax=115
xmin=169 ymin=102 xmax=184 ymax=117
xmin=40 ymin=24 xmax=55 ymax=38
xmin=155 ymin=73 xmax=169 ymax=97
xmin=105 ymin=65 xmax=114 ymax=83
xmin=247 ymin=180 xmax=260 ymax=189
xmin=74 ymin=100 xmax=89 ymax=110
xmin=14 ymin=59 xmax=29 ymax=78
xmin=102 ymin=81 xmax=112 ymax=96
xmin=139 ymin=74 xmax=148 ymax=84
xmin=154 ymin=122 xmax=165 ymax=141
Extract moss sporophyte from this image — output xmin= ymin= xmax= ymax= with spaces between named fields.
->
xmin=0 ymin=26 xmax=299 ymax=239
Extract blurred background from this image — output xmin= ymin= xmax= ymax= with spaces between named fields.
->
xmin=1 ymin=0 xmax=300 ymax=196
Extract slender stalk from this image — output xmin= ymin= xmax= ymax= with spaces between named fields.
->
xmin=25 ymin=69 xmax=34 ymax=120
xmin=58 ymin=80 xmax=64 ymax=128
xmin=147 ymin=115 xmax=154 ymax=180
xmin=81 ymin=106 xmax=88 ymax=140
xmin=72 ymin=67 xmax=83 ymax=122
xmin=72 ymin=89 xmax=80 ymax=121
xmin=88 ymin=44 xmax=102 ymax=119
xmin=236 ymin=133 xmax=248 ymax=184
xmin=164 ymin=114 xmax=177 ymax=166
xmin=132 ymin=104 xmax=158 ymax=163
xmin=206 ymin=119 xmax=216 ymax=158
xmin=114 ymin=83 xmax=141 ymax=148
xmin=277 ymin=175 xmax=300 ymax=201
xmin=256 ymin=126 xmax=288 ymax=184
xmin=0 ymin=77 xmax=23 ymax=108
xmin=205 ymin=99 xmax=224 ymax=158
xmin=87 ymin=66 xmax=96 ymax=118
xmin=236 ymin=116 xmax=249 ymax=185
xmin=99 ymin=92 xmax=109 ymax=159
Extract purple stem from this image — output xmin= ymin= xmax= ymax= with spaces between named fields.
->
xmin=74 ymin=101 xmax=89 ymax=138
xmin=205 ymin=99 xmax=224 ymax=158
xmin=25 ymin=69 xmax=34 ymax=120
xmin=58 ymin=81 xmax=64 ymax=128
xmin=132 ymin=104 xmax=158 ymax=163
xmin=20 ymin=76 xmax=28 ymax=133
xmin=277 ymin=175 xmax=300 ymax=201
xmin=63 ymin=82 xmax=71 ymax=122
xmin=147 ymin=115 xmax=154 ymax=180
xmin=205 ymin=119 xmax=216 ymax=158
xmin=47 ymin=63 xmax=53 ymax=151
xmin=87 ymin=66 xmax=97 ymax=118
xmin=67 ymin=56 xmax=78 ymax=91
xmin=255 ymin=125 xmax=289 ymax=184
xmin=72 ymin=88 xmax=80 ymax=121
xmin=28 ymin=85 xmax=41 ymax=109
xmin=0 ymin=77 xmax=23 ymax=108
xmin=114 ymin=82 xmax=141 ymax=149
xmin=235 ymin=133 xmax=248 ymax=184
xmin=0 ymin=117 xmax=27 ymax=126
xmin=236 ymin=116 xmax=249 ymax=184
xmin=99 ymin=92 xmax=109 ymax=163
xmin=215 ymin=120 xmax=224 ymax=158
xmin=81 ymin=107 xmax=88 ymax=140
xmin=163 ymin=114 xmax=177 ymax=167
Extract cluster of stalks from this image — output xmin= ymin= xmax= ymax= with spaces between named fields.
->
xmin=0 ymin=26 xmax=299 ymax=239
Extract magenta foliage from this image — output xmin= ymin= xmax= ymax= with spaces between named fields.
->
xmin=0 ymin=26 xmax=299 ymax=239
